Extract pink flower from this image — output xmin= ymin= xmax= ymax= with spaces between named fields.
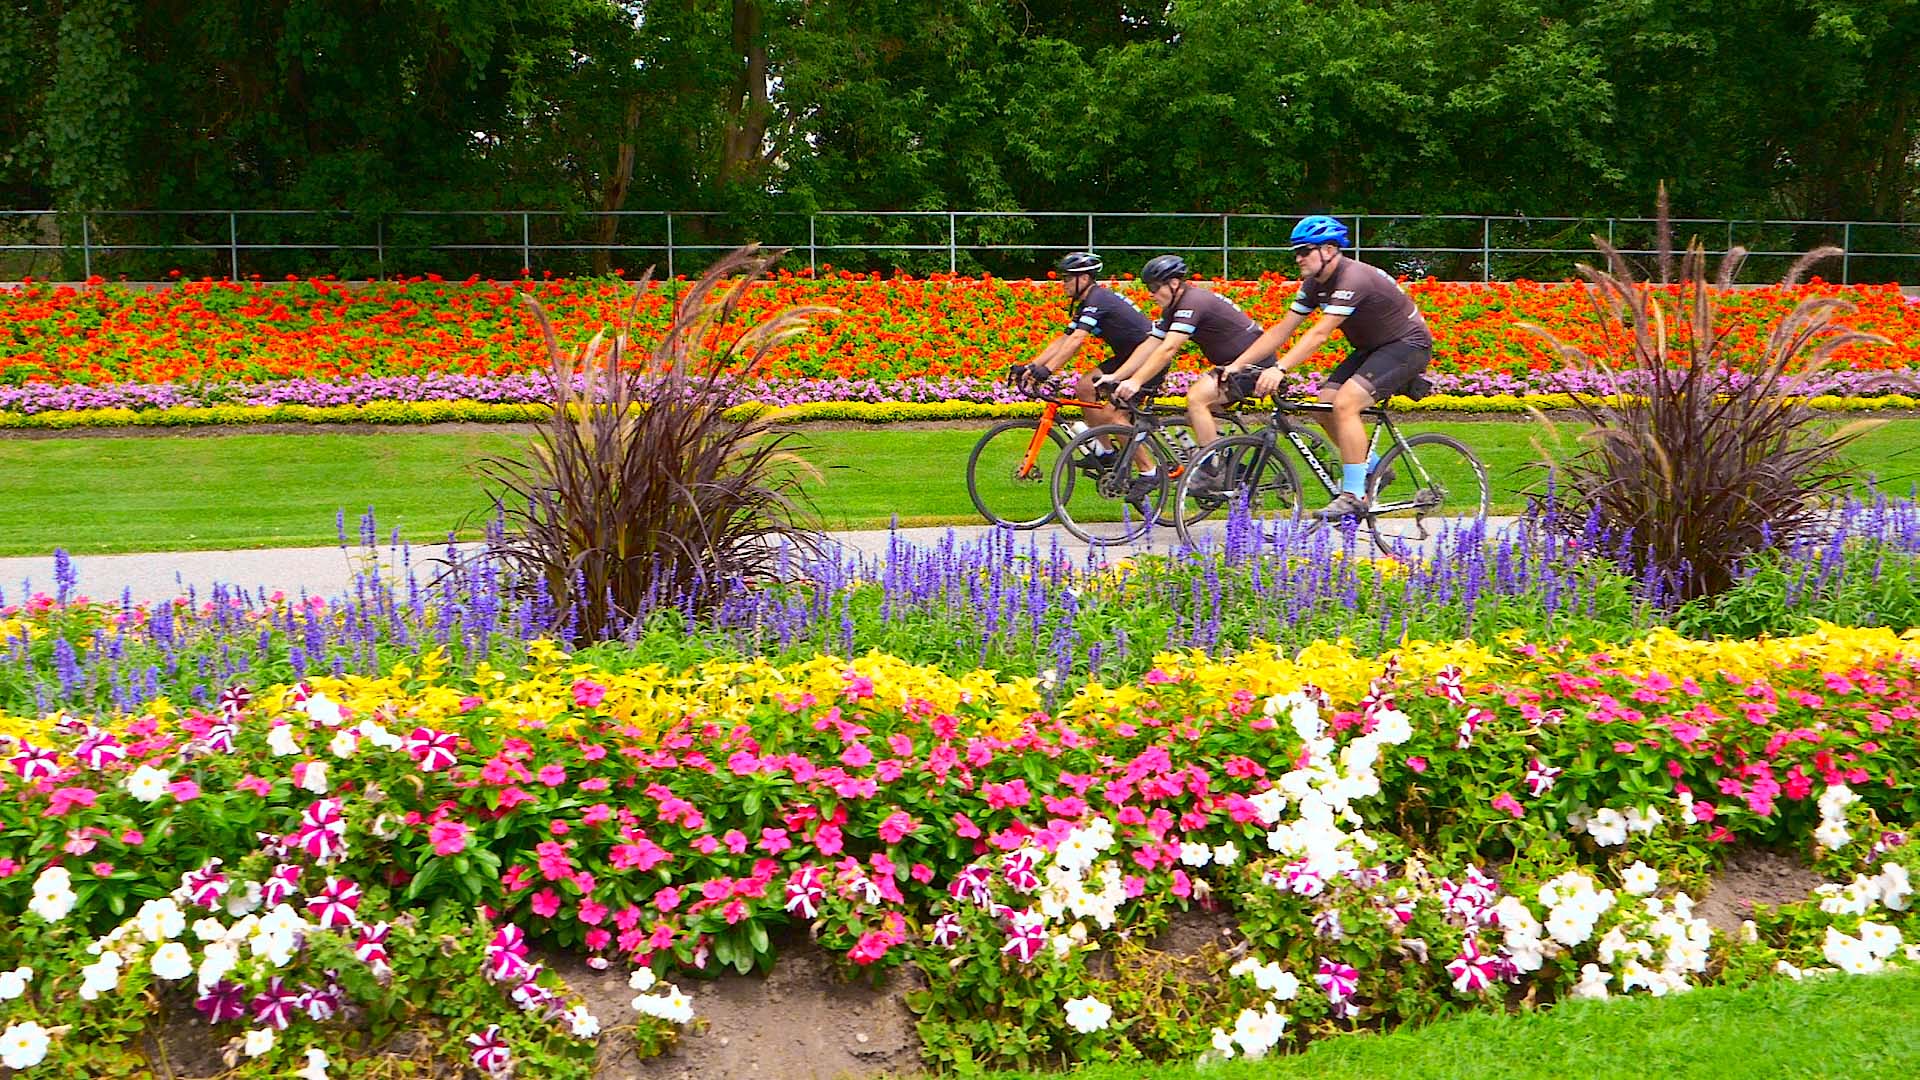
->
xmin=1523 ymin=758 xmax=1562 ymax=797
xmin=578 ymin=899 xmax=609 ymax=925
xmin=530 ymin=888 xmax=562 ymax=918
xmin=168 ymin=779 xmax=201 ymax=802
xmin=429 ymin=820 xmax=470 ymax=856
xmin=538 ymin=764 xmax=567 ymax=787
xmin=236 ymin=774 xmax=272 ymax=796
xmin=46 ymin=786 xmax=98 ymax=815
xmin=879 ymin=811 xmax=917 ymax=844
xmin=654 ymin=887 xmax=682 ymax=912
xmin=571 ymin=680 xmax=607 ymax=708
xmin=759 ymin=828 xmax=792 ymax=854
xmin=841 ymin=742 xmax=874 ymax=768
xmin=305 ymin=876 xmax=363 ymax=929
xmin=1491 ymin=792 xmax=1525 ymax=819
xmin=815 ymin=824 xmax=844 ymax=856
xmin=1406 ymin=756 xmax=1429 ymax=773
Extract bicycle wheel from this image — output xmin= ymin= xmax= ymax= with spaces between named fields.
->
xmin=1173 ymin=434 xmax=1307 ymax=549
xmin=967 ymin=418 xmax=1071 ymax=528
xmin=1365 ymin=432 xmax=1490 ymax=554
xmin=1051 ymin=423 xmax=1170 ymax=546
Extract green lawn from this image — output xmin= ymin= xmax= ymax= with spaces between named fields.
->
xmin=0 ymin=419 xmax=1916 ymax=556
xmin=986 ymin=968 xmax=1920 ymax=1080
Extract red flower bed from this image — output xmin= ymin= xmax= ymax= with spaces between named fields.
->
xmin=2 ymin=274 xmax=1915 ymax=387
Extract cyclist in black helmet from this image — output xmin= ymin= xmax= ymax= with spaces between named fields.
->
xmin=1224 ymin=215 xmax=1433 ymax=520
xmin=1099 ymin=254 xmax=1276 ymax=490
xmin=1017 ymin=252 xmax=1160 ymax=441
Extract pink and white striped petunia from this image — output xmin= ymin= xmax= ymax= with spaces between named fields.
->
xmin=1315 ymin=957 xmax=1359 ymax=1002
xmin=261 ymin=863 xmax=303 ymax=908
xmin=1524 ymin=758 xmax=1563 ymax=797
xmin=355 ymin=922 xmax=392 ymax=975
xmin=293 ymin=798 xmax=348 ymax=863
xmin=1446 ymin=937 xmax=1497 ymax=994
xmin=8 ymin=740 xmax=58 ymax=782
xmin=195 ymin=979 xmax=248 ymax=1024
xmin=1001 ymin=909 xmax=1047 ymax=963
xmin=930 ymin=913 xmax=965 ymax=948
xmin=466 ymin=1025 xmax=512 ymax=1077
xmin=784 ymin=865 xmax=826 ymax=919
xmin=75 ymin=733 xmax=127 ymax=770
xmin=1000 ymin=850 xmax=1040 ymax=893
xmin=181 ymin=860 xmax=229 ymax=909
xmin=217 ymin=685 xmax=252 ymax=720
xmin=305 ymin=876 xmax=362 ymax=930
xmin=405 ymin=727 xmax=460 ymax=772
xmin=249 ymin=977 xmax=302 ymax=1030
xmin=948 ymin=865 xmax=993 ymax=906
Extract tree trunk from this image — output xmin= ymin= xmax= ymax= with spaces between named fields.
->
xmin=590 ymin=95 xmax=646 ymax=274
xmin=716 ymin=0 xmax=771 ymax=192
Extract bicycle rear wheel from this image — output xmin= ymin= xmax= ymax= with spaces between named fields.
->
xmin=967 ymin=418 xmax=1069 ymax=528
xmin=1051 ymin=423 xmax=1169 ymax=547
xmin=1365 ymin=432 xmax=1490 ymax=554
xmin=1173 ymin=434 xmax=1306 ymax=549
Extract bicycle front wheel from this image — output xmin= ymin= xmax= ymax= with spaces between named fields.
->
xmin=1366 ymin=432 xmax=1490 ymax=553
xmin=967 ymin=418 xmax=1068 ymax=529
xmin=1051 ymin=423 xmax=1169 ymax=547
xmin=1173 ymin=434 xmax=1306 ymax=549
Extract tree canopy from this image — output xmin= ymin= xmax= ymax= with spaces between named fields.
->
xmin=2 ymin=1 xmax=1915 ymax=225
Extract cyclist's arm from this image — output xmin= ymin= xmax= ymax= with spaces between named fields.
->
xmin=1275 ymin=313 xmax=1346 ymax=371
xmin=1119 ymin=330 xmax=1186 ymax=383
xmin=1039 ymin=329 xmax=1093 ymax=372
xmin=1226 ymin=310 xmax=1307 ymax=372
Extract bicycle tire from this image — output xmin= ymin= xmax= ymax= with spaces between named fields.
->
xmin=1051 ymin=422 xmax=1174 ymax=546
xmin=966 ymin=417 xmax=1070 ymax=529
xmin=1365 ymin=432 xmax=1490 ymax=554
xmin=1173 ymin=433 xmax=1307 ymax=549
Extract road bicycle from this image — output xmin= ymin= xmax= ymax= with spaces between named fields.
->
xmin=964 ymin=371 xmax=1112 ymax=529
xmin=1172 ymin=386 xmax=1489 ymax=553
xmin=1045 ymin=385 xmax=1263 ymax=547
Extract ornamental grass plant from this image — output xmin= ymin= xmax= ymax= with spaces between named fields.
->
xmin=477 ymin=246 xmax=827 ymax=643
xmin=1524 ymin=191 xmax=1896 ymax=602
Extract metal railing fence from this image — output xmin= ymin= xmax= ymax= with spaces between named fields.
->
xmin=2 ymin=209 xmax=1916 ymax=284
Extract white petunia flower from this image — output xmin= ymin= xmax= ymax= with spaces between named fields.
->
xmin=0 ymin=1020 xmax=52 ymax=1071
xmin=244 ymin=1027 xmax=276 ymax=1057
xmin=1063 ymin=994 xmax=1113 ymax=1034
xmin=125 ymin=764 xmax=172 ymax=802
xmin=297 ymin=1048 xmax=331 ymax=1080
xmin=1621 ymin=861 xmax=1660 ymax=896
xmin=0 ymin=967 xmax=31 ymax=1002
xmin=151 ymin=942 xmax=194 ymax=981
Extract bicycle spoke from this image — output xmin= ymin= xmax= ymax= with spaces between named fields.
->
xmin=967 ymin=418 xmax=1065 ymax=529
xmin=1366 ymin=433 xmax=1490 ymax=553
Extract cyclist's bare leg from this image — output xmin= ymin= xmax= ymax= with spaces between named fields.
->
xmin=1315 ymin=380 xmax=1373 ymax=463
xmin=1187 ymin=371 xmax=1226 ymax=446
xmin=1076 ymin=371 xmax=1152 ymax=471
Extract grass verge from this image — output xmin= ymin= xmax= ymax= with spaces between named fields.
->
xmin=0 ymin=419 xmax=1916 ymax=555
xmin=984 ymin=968 xmax=1920 ymax=1080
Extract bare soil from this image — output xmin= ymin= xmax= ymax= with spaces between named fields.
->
xmin=1693 ymin=845 xmax=1827 ymax=934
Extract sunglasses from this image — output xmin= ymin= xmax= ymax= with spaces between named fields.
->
xmin=1292 ymin=244 xmax=1320 ymax=259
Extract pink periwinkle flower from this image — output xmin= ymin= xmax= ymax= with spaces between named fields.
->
xmin=430 ymin=820 xmax=471 ymax=857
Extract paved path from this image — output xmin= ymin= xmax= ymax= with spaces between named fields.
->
xmin=0 ymin=518 xmax=1525 ymax=604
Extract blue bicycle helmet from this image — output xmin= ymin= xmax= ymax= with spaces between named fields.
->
xmin=1289 ymin=215 xmax=1350 ymax=248
xmin=1140 ymin=254 xmax=1190 ymax=287
xmin=1056 ymin=251 xmax=1103 ymax=275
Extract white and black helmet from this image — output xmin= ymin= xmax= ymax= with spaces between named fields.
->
xmin=1056 ymin=251 xmax=1103 ymax=275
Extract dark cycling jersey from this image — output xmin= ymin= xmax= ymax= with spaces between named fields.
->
xmin=1151 ymin=287 xmax=1269 ymax=367
xmin=1290 ymin=258 xmax=1432 ymax=350
xmin=1064 ymin=285 xmax=1153 ymax=364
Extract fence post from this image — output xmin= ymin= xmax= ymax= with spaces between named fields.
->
xmin=1842 ymin=222 xmax=1852 ymax=284
xmin=230 ymin=212 xmax=242 ymax=280
xmin=521 ymin=212 xmax=532 ymax=276
xmin=808 ymin=214 xmax=816 ymax=274
xmin=1482 ymin=217 xmax=1491 ymax=282
xmin=1221 ymin=215 xmax=1230 ymax=279
xmin=665 ymin=213 xmax=675 ymax=279
xmin=81 ymin=213 xmax=92 ymax=281
xmin=1086 ymin=214 xmax=1094 ymax=255
xmin=376 ymin=217 xmax=385 ymax=280
xmin=948 ymin=212 xmax=957 ymax=274
xmin=1353 ymin=216 xmax=1363 ymax=262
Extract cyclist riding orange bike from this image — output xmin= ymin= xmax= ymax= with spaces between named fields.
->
xmin=1016 ymin=251 xmax=1163 ymax=496
xmin=1222 ymin=215 xmax=1434 ymax=521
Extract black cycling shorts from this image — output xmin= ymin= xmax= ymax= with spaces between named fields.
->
xmin=1324 ymin=340 xmax=1431 ymax=400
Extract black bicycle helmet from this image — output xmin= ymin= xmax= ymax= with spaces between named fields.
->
xmin=1140 ymin=254 xmax=1189 ymax=287
xmin=1056 ymin=251 xmax=1103 ymax=275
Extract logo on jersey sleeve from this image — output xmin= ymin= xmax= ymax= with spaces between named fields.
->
xmin=1174 ymin=309 xmax=1196 ymax=319
xmin=1333 ymin=290 xmax=1356 ymax=301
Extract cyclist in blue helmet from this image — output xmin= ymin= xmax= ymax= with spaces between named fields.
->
xmin=1219 ymin=214 xmax=1433 ymax=520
